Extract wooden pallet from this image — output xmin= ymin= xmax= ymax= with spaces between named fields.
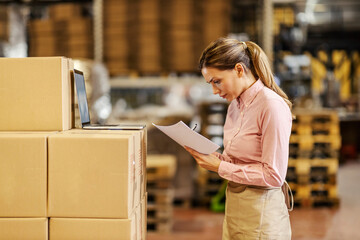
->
xmin=292 ymin=122 xmax=340 ymax=135
xmin=147 ymin=203 xmax=173 ymax=219
xmin=147 ymin=188 xmax=175 ymax=205
xmin=147 ymin=218 xmax=173 ymax=233
xmin=146 ymin=154 xmax=176 ymax=182
xmin=289 ymin=183 xmax=338 ymax=199
xmin=294 ymin=196 xmax=340 ymax=208
xmin=286 ymin=170 xmax=337 ymax=185
xmin=292 ymin=110 xmax=339 ymax=125
xmin=147 ymin=179 xmax=173 ymax=189
xmin=289 ymin=134 xmax=342 ymax=151
xmin=289 ymin=146 xmax=339 ymax=159
xmin=197 ymin=167 xmax=223 ymax=186
xmin=196 ymin=166 xmax=225 ymax=205
xmin=288 ymin=158 xmax=338 ymax=175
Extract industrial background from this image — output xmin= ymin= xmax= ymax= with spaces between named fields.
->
xmin=0 ymin=0 xmax=360 ymax=239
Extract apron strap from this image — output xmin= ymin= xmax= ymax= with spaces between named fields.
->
xmin=282 ymin=181 xmax=294 ymax=211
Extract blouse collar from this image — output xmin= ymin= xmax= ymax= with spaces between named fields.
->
xmin=236 ymin=79 xmax=264 ymax=108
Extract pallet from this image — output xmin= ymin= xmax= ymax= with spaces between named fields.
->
xmin=286 ymin=170 xmax=337 ymax=185
xmin=197 ymin=167 xmax=223 ymax=186
xmin=199 ymin=102 xmax=228 ymax=116
xmin=292 ymin=109 xmax=339 ymax=125
xmin=147 ymin=188 xmax=175 ymax=205
xmin=294 ymin=197 xmax=340 ymax=208
xmin=146 ymin=154 xmax=176 ymax=182
xmin=289 ymin=183 xmax=338 ymax=199
xmin=147 ymin=179 xmax=173 ymax=189
xmin=288 ymin=158 xmax=338 ymax=175
xmin=292 ymin=123 xmax=340 ymax=135
xmin=197 ymin=166 xmax=225 ymax=205
xmin=147 ymin=203 xmax=173 ymax=219
xmin=147 ymin=218 xmax=173 ymax=233
xmin=289 ymin=134 xmax=341 ymax=151
xmin=289 ymin=146 xmax=339 ymax=160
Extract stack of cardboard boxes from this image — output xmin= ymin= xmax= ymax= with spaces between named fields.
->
xmin=28 ymin=3 xmax=93 ymax=59
xmin=163 ymin=0 xmax=197 ymax=72
xmin=28 ymin=20 xmax=60 ymax=57
xmin=103 ymin=0 xmax=132 ymax=76
xmin=101 ymin=0 xmax=232 ymax=76
xmin=0 ymin=57 xmax=147 ymax=239
xmin=135 ymin=0 xmax=163 ymax=74
xmin=0 ymin=7 xmax=9 ymax=42
xmin=200 ymin=0 xmax=231 ymax=49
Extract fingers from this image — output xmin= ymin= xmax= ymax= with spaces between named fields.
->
xmin=184 ymin=146 xmax=197 ymax=155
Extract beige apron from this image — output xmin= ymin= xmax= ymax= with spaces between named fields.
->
xmin=222 ymin=181 xmax=293 ymax=240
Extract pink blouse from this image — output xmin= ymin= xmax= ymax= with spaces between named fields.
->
xmin=215 ymin=79 xmax=292 ymax=187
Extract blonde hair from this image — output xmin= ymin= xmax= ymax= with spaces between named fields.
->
xmin=199 ymin=38 xmax=292 ymax=109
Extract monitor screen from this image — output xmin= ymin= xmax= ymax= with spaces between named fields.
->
xmin=74 ymin=70 xmax=90 ymax=124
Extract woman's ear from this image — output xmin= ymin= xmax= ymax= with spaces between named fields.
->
xmin=234 ymin=63 xmax=244 ymax=77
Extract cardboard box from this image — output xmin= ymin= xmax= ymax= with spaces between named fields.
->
xmin=0 ymin=57 xmax=73 ymax=131
xmin=0 ymin=21 xmax=9 ymax=41
xmin=104 ymin=25 xmax=128 ymax=36
xmin=50 ymin=197 xmax=146 ymax=240
xmin=62 ymin=129 xmax=147 ymax=201
xmin=48 ymin=131 xmax=142 ymax=218
xmin=106 ymin=60 xmax=130 ymax=74
xmin=67 ymin=49 xmax=93 ymax=59
xmin=28 ymin=19 xmax=59 ymax=34
xmin=50 ymin=217 xmax=135 ymax=240
xmin=28 ymin=48 xmax=59 ymax=57
xmin=0 ymin=218 xmax=48 ymax=240
xmin=57 ymin=18 xmax=92 ymax=34
xmin=104 ymin=3 xmax=128 ymax=17
xmin=0 ymin=132 xmax=54 ymax=217
xmin=29 ymin=35 xmax=58 ymax=47
xmin=49 ymin=3 xmax=83 ymax=20
xmin=141 ymin=194 xmax=147 ymax=240
xmin=104 ymin=37 xmax=129 ymax=58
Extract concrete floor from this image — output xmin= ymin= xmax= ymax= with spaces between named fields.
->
xmin=148 ymin=161 xmax=360 ymax=240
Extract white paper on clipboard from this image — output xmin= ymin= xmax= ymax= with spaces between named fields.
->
xmin=152 ymin=121 xmax=220 ymax=154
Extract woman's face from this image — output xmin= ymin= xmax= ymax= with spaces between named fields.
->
xmin=201 ymin=65 xmax=245 ymax=102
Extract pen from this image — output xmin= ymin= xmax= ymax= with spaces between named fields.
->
xmin=192 ymin=123 xmax=197 ymax=131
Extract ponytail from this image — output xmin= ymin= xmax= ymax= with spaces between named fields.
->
xmin=245 ymin=41 xmax=292 ymax=109
xmin=199 ymin=38 xmax=292 ymax=110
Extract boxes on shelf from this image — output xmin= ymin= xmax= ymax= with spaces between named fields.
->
xmin=48 ymin=3 xmax=83 ymax=20
xmin=0 ymin=57 xmax=74 ymax=131
xmin=103 ymin=0 xmax=132 ymax=75
xmin=28 ymin=4 xmax=93 ymax=59
xmin=28 ymin=19 xmax=60 ymax=56
xmin=0 ymin=8 xmax=9 ymax=41
xmin=200 ymin=0 xmax=231 ymax=47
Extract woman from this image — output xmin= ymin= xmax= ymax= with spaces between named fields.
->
xmin=185 ymin=38 xmax=293 ymax=240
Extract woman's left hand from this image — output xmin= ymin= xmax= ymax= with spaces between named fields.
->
xmin=184 ymin=146 xmax=221 ymax=173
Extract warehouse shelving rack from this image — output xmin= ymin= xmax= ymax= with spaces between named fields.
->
xmin=0 ymin=0 xmax=103 ymax=62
